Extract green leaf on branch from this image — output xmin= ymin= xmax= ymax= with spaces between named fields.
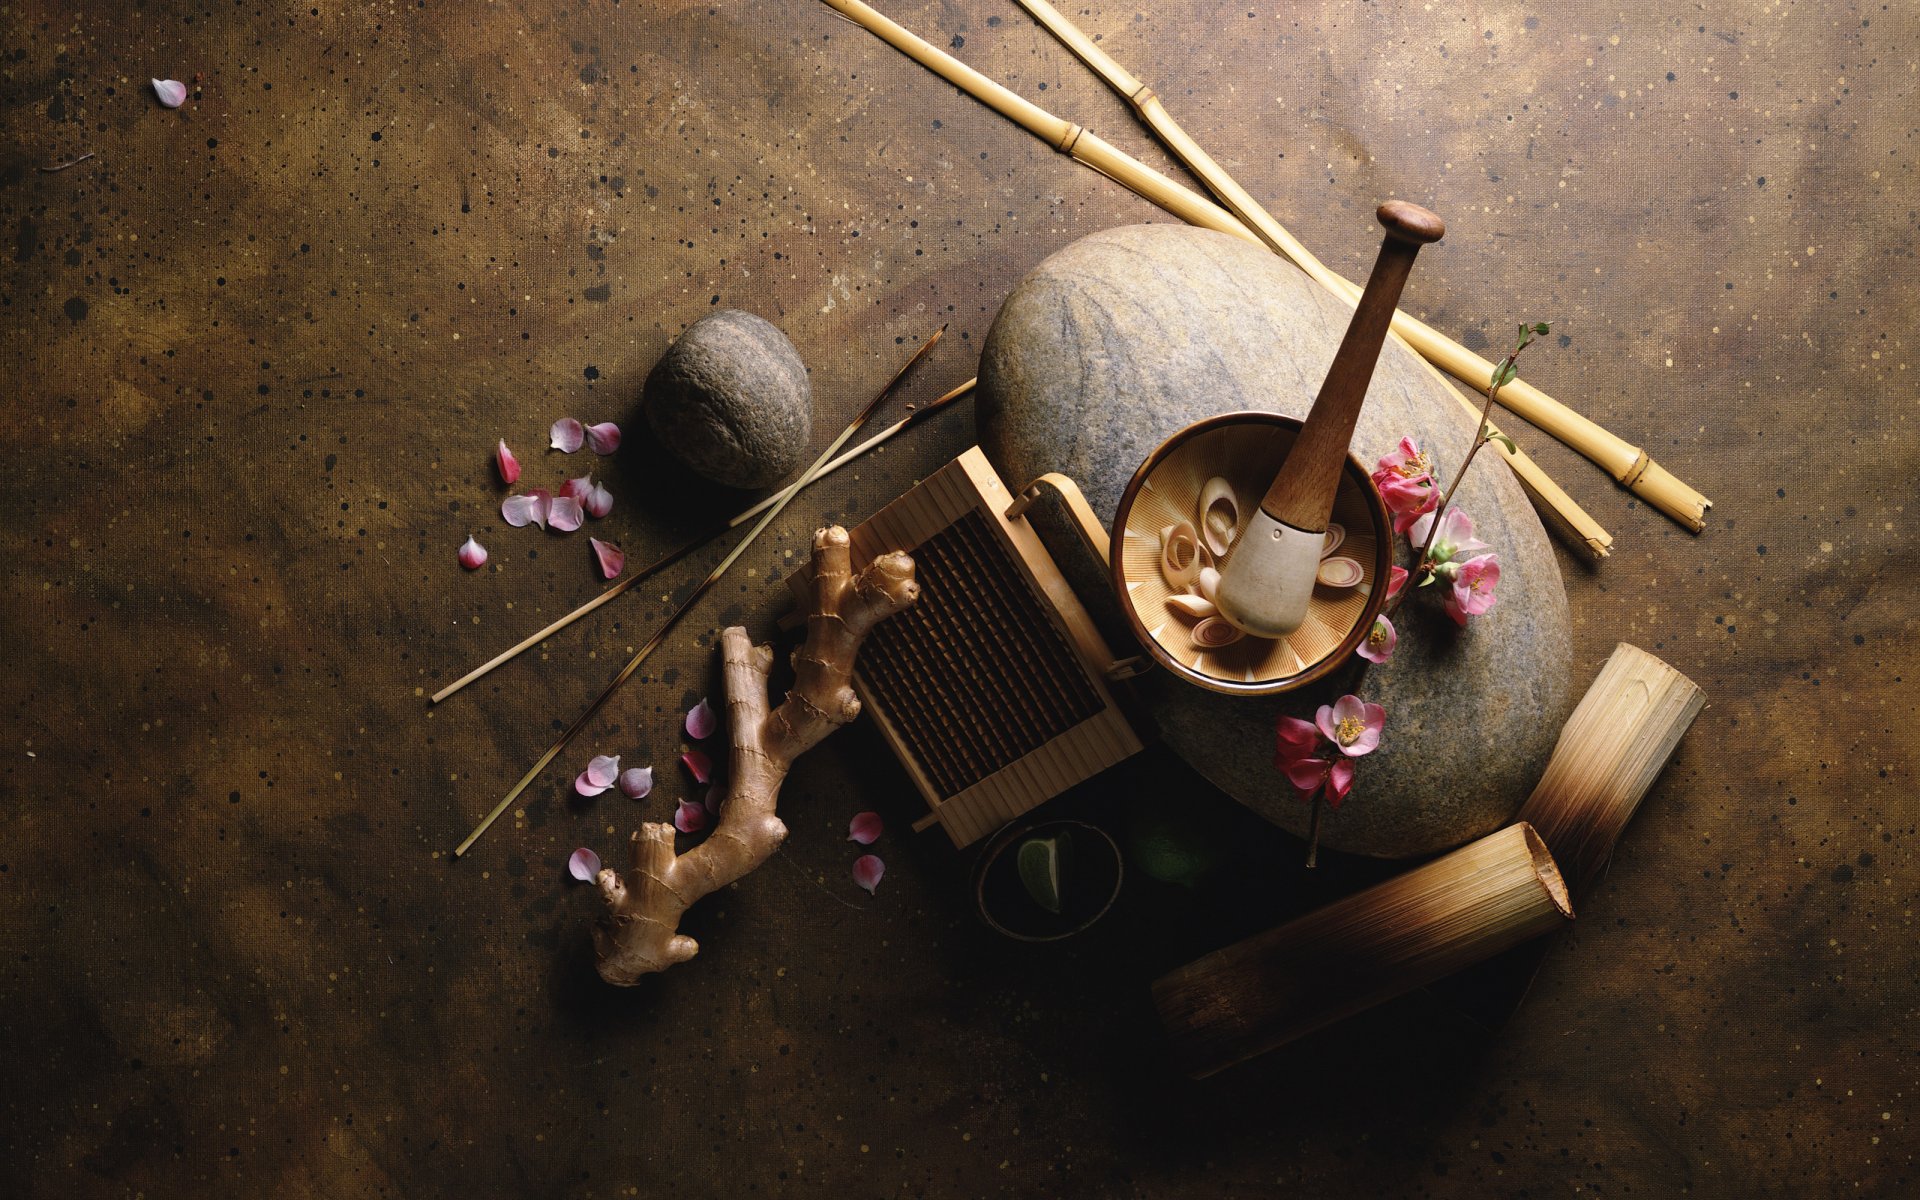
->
xmin=1532 ymin=322 xmax=1552 ymax=335
xmin=1491 ymin=361 xmax=1518 ymax=389
xmin=1492 ymin=432 xmax=1518 ymax=454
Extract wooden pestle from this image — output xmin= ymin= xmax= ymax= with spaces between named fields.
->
xmin=1214 ymin=201 xmax=1445 ymax=639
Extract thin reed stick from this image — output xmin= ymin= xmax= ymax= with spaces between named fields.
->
xmin=453 ymin=329 xmax=945 ymax=857
xmin=1152 ymin=822 xmax=1573 ymax=1077
xmin=432 ymin=373 xmax=974 ymax=704
xmin=830 ymin=0 xmax=1707 ymax=533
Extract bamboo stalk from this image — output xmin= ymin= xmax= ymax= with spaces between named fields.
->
xmin=432 ymin=375 xmax=975 ymax=704
xmin=830 ymin=0 xmax=1705 ymax=535
xmin=1516 ymin=643 xmax=1706 ymax=894
xmin=1152 ymin=822 xmax=1573 ymax=1077
xmin=1011 ymin=0 xmax=1706 ymax=533
xmin=453 ymin=330 xmax=944 ymax=857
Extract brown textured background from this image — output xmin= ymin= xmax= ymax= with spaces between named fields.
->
xmin=1 ymin=1 xmax=1912 ymax=1196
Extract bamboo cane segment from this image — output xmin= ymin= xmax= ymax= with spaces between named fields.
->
xmin=825 ymin=0 xmax=1611 ymax=550
xmin=1152 ymin=822 xmax=1573 ymax=1077
xmin=1515 ymin=643 xmax=1706 ymax=894
xmin=1011 ymin=0 xmax=1708 ymax=533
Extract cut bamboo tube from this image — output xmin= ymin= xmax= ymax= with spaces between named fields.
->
xmin=1516 ymin=643 xmax=1706 ymax=894
xmin=1153 ymin=822 xmax=1573 ymax=1077
xmin=1010 ymin=0 xmax=1705 ymax=534
xmin=432 ymin=375 xmax=975 ymax=704
xmin=832 ymin=0 xmax=1701 ymax=535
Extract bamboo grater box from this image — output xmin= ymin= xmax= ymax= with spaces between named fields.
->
xmin=785 ymin=447 xmax=1145 ymax=847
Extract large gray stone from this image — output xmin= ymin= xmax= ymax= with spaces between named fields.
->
xmin=643 ymin=309 xmax=812 ymax=489
xmin=979 ymin=224 xmax=1572 ymax=859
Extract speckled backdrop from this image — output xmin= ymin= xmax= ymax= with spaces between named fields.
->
xmin=1 ymin=1 xmax=1912 ymax=1196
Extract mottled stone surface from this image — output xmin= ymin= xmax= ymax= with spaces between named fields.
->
xmin=643 ymin=309 xmax=812 ymax=488
xmin=981 ymin=224 xmax=1572 ymax=857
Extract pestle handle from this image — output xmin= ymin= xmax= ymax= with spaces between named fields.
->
xmin=1258 ymin=201 xmax=1445 ymax=531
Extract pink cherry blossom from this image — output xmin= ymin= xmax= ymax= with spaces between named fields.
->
xmin=1373 ymin=436 xmax=1433 ymax=484
xmin=1356 ymin=614 xmax=1397 ymax=663
xmin=1315 ymin=694 xmax=1385 ymax=758
xmin=1274 ymin=715 xmax=1321 ymax=767
xmin=1445 ymin=554 xmax=1501 ymax=625
xmin=1372 ymin=437 xmax=1438 ymax=533
xmin=1410 ymin=507 xmax=1490 ymax=565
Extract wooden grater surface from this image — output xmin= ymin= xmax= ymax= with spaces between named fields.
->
xmin=788 ymin=448 xmax=1144 ymax=847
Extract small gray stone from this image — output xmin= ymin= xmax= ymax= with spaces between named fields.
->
xmin=643 ymin=310 xmax=812 ymax=489
xmin=979 ymin=224 xmax=1573 ymax=859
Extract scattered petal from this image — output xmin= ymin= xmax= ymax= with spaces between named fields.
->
xmin=617 ymin=766 xmax=654 ymax=799
xmin=574 ymin=771 xmax=612 ymax=798
xmin=680 ymin=748 xmax=713 ymax=785
xmin=852 ymin=854 xmax=886 ymax=895
xmin=152 ymin=78 xmax=188 ymax=108
xmin=568 ymin=847 xmax=602 ymax=882
xmin=674 ymin=798 xmax=709 ymax=834
xmin=457 ymin=536 xmax=488 ymax=570
xmin=848 ymin=811 xmax=883 ymax=845
xmin=684 ymin=698 xmax=717 ymax=740
xmin=548 ymin=495 xmax=585 ymax=532
xmin=584 ymin=480 xmax=614 ymax=519
xmin=501 ymin=488 xmax=551 ymax=529
xmin=584 ymin=421 xmax=622 ymax=454
xmin=585 ymin=754 xmax=621 ymax=788
xmin=550 ymin=417 xmax=585 ymax=453
xmin=590 ymin=536 xmax=625 ymax=579
xmin=495 ymin=439 xmax=520 ymax=485
xmin=559 ymin=474 xmax=593 ymax=502
xmin=703 ymin=785 xmax=722 ymax=815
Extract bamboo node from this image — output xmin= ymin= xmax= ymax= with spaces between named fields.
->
xmin=1056 ymin=123 xmax=1086 ymax=154
xmin=1618 ymin=449 xmax=1651 ymax=488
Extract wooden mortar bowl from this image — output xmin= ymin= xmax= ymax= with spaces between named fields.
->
xmin=1110 ymin=412 xmax=1392 ymax=696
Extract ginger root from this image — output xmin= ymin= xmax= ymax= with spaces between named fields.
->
xmin=592 ymin=526 xmax=918 ymax=983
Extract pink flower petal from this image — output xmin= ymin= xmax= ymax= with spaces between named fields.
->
xmin=152 ymin=78 xmax=187 ymax=108
xmin=703 ymin=785 xmax=722 ymax=815
xmin=548 ymin=495 xmax=584 ymax=532
xmin=568 ymin=846 xmax=602 ymax=882
xmin=1326 ymin=759 xmax=1355 ymax=807
xmin=1387 ymin=565 xmax=1410 ymax=600
xmin=584 ymin=481 xmax=614 ymax=519
xmin=674 ymin=798 xmax=709 ymax=834
xmin=590 ymin=536 xmax=625 ymax=579
xmin=584 ymin=421 xmax=622 ymax=455
xmin=1274 ymin=715 xmax=1320 ymax=766
xmin=1356 ymin=614 xmax=1397 ymax=664
xmin=559 ymin=474 xmax=593 ymax=502
xmin=848 ymin=811 xmax=883 ymax=845
xmin=585 ymin=754 xmax=621 ymax=789
xmin=457 ymin=536 xmax=488 ymax=570
xmin=574 ymin=770 xmax=612 ymax=798
xmin=495 ymin=439 xmax=520 ymax=485
xmin=852 ymin=854 xmax=886 ymax=895
xmin=684 ymin=698 xmax=717 ymax=740
xmin=550 ymin=417 xmax=585 ymax=453
xmin=501 ymin=488 xmax=551 ymax=530
xmin=1283 ymin=756 xmax=1330 ymax=795
xmin=680 ymin=748 xmax=712 ymax=785
xmin=617 ymin=766 xmax=654 ymax=799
